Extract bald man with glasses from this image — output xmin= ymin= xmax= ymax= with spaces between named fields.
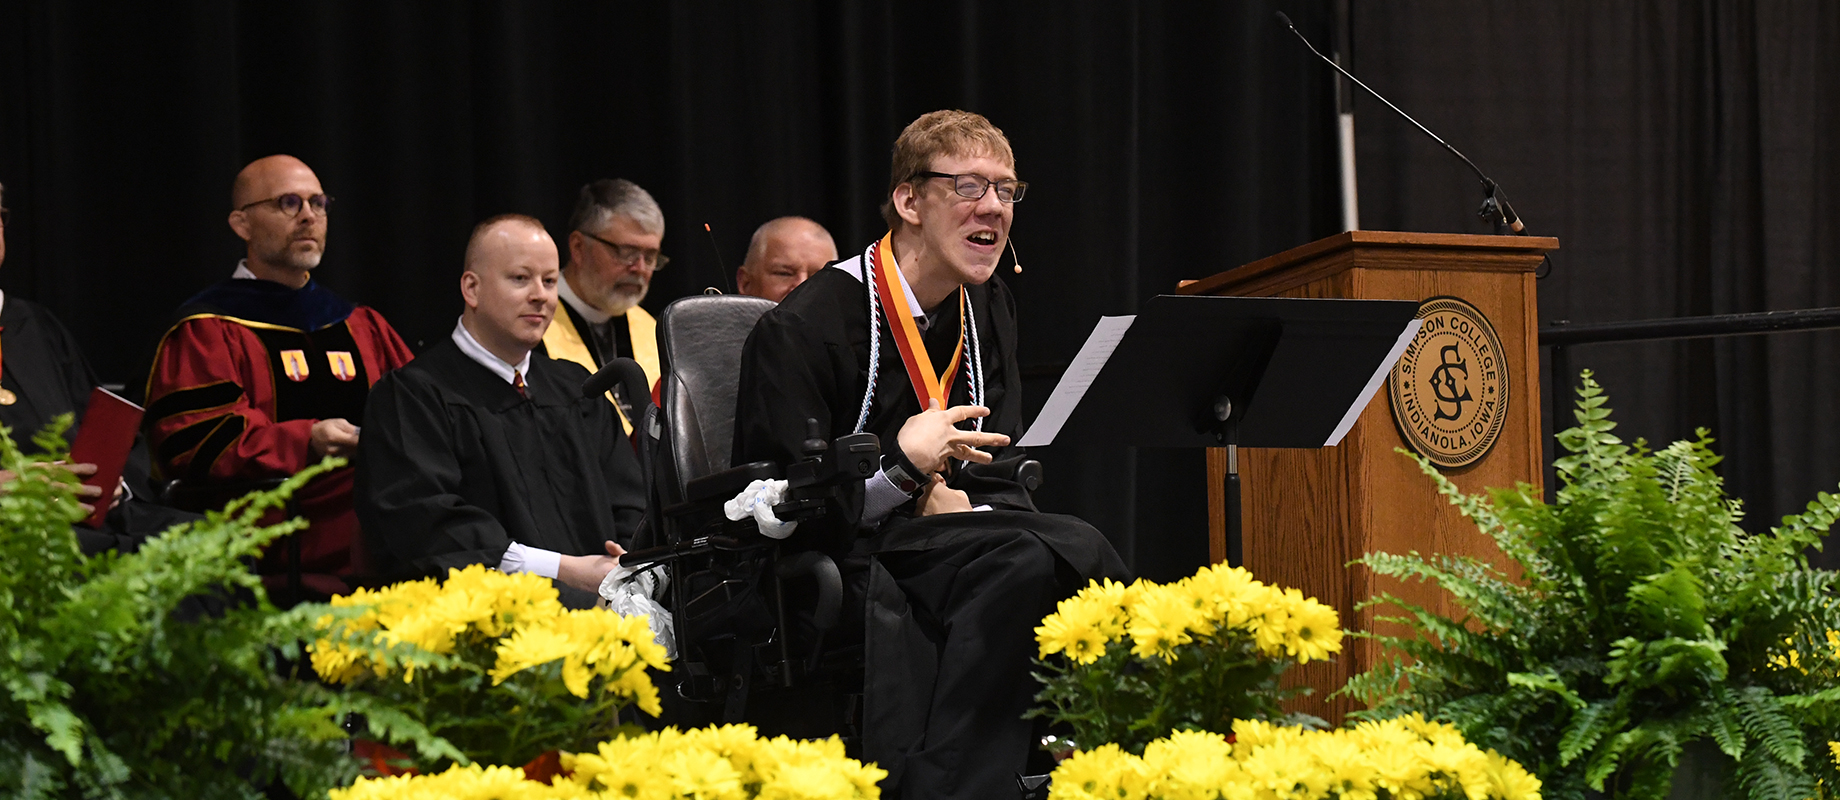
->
xmin=142 ymin=155 xmax=414 ymax=604
xmin=540 ymin=178 xmax=667 ymax=432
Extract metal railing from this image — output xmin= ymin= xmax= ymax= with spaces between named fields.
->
xmin=1540 ymin=306 xmax=1840 ymax=499
xmin=1542 ymin=306 xmax=1840 ymax=409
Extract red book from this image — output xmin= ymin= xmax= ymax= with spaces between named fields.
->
xmin=69 ymin=387 xmax=143 ymax=529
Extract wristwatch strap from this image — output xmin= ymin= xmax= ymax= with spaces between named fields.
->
xmin=880 ymin=451 xmax=930 ymax=496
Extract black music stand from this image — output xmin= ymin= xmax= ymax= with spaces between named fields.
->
xmin=1019 ymin=294 xmax=1422 ymax=567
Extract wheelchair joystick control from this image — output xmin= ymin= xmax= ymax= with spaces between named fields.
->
xmin=800 ymin=418 xmax=827 ymax=459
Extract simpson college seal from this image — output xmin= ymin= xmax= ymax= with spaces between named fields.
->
xmin=1388 ymin=296 xmax=1507 ymax=469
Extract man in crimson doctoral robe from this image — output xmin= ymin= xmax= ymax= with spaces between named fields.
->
xmin=143 ymin=155 xmax=413 ymax=602
xmin=732 ymin=110 xmax=1130 ymax=799
xmin=355 ymin=214 xmax=642 ymax=609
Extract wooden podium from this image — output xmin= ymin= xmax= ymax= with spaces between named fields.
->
xmin=1176 ymin=230 xmax=1559 ymax=721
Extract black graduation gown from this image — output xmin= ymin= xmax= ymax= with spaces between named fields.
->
xmin=355 ymin=339 xmax=646 ymax=608
xmin=0 ymin=296 xmax=200 ymax=555
xmin=733 ymin=263 xmax=1130 ymax=798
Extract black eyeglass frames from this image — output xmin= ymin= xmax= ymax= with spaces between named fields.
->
xmin=237 ymin=193 xmax=334 ymax=217
xmin=581 ymin=230 xmax=670 ymax=271
xmin=910 ymin=171 xmax=1027 ymax=203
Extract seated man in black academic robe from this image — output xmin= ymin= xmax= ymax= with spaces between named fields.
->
xmin=356 ymin=214 xmax=643 ymax=607
xmin=0 ymin=181 xmax=199 ymax=554
xmin=732 ymin=110 xmax=1130 ymax=799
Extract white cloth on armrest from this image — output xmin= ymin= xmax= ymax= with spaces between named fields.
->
xmin=724 ymin=479 xmax=799 ymax=539
xmin=597 ymin=564 xmax=675 ymax=659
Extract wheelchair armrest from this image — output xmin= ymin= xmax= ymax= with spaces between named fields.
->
xmin=682 ymin=461 xmax=783 ymax=507
xmin=774 ymin=550 xmax=842 ymax=633
xmin=1014 ymin=459 xmax=1044 ymax=492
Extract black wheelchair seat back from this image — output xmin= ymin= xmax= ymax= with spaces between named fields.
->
xmin=641 ymin=294 xmax=867 ymax=743
xmin=656 ymin=294 xmax=776 ymax=508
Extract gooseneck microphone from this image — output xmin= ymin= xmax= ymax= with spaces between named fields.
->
xmin=1274 ymin=11 xmax=1526 ymax=235
xmin=703 ymin=223 xmax=735 ymax=294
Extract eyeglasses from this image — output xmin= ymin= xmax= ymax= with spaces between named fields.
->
xmin=910 ymin=171 xmax=1028 ymax=203
xmin=237 ymin=193 xmax=334 ymax=217
xmin=581 ymin=230 xmax=669 ymax=271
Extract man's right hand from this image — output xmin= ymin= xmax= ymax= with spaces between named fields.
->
xmin=0 ymin=462 xmax=105 ymax=516
xmin=310 ymin=418 xmax=361 ymax=458
xmin=896 ymin=400 xmax=1012 ymax=475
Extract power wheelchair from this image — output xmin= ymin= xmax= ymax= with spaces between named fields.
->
xmin=593 ymin=294 xmax=1055 ymax=796
xmin=594 ymin=295 xmax=877 ymax=744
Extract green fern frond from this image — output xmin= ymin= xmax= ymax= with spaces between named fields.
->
xmin=1624 ymin=566 xmax=1713 ymax=640
xmin=1509 ymin=671 xmax=1587 ymax=711
xmin=1585 ymin=728 xmax=1637 ymax=791
xmin=1734 ymin=740 xmax=1818 ymax=800
xmin=1556 ymin=701 xmax=1617 ymax=766
xmin=1735 ymin=686 xmax=1808 ymax=766
xmin=1702 ymin=689 xmax=1749 ymax=761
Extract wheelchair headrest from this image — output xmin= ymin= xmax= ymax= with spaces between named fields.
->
xmin=657 ymin=294 xmax=777 ymax=494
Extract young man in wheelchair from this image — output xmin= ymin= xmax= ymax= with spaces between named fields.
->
xmin=732 ymin=110 xmax=1130 ymax=800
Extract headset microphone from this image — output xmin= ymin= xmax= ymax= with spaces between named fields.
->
xmin=1008 ymin=236 xmax=1023 ymax=274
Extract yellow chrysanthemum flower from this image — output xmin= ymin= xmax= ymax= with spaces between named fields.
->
xmin=1484 ymin=749 xmax=1544 ymax=800
xmin=660 ymin=745 xmax=745 ymax=799
xmin=1143 ymin=729 xmax=1239 ymax=800
xmin=1035 ymin=594 xmax=1114 ymax=663
xmin=330 ymin=763 xmax=572 ymax=800
xmin=1047 ymin=742 xmax=1151 ymax=800
xmin=1047 ymin=717 xmax=1545 ymax=800
xmin=307 ymin=641 xmax=368 ymax=685
xmin=490 ymin=624 xmax=575 ymax=686
xmin=1126 ymin=583 xmax=1204 ymax=662
xmin=611 ymin=663 xmax=665 ymax=716
xmin=1280 ymin=591 xmax=1344 ymax=663
xmin=558 ymin=727 xmax=883 ymax=799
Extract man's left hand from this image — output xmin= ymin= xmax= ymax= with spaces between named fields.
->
xmin=557 ymin=540 xmax=627 ymax=592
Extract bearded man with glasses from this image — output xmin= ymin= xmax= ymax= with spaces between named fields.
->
xmin=540 ymin=178 xmax=667 ymax=432
xmin=733 ymin=110 xmax=1128 ymax=798
xmin=142 ymin=155 xmax=414 ymax=604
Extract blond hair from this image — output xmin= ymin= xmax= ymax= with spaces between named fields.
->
xmin=880 ymin=110 xmax=1016 ymax=230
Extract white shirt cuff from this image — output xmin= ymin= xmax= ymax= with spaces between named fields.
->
xmin=862 ymin=473 xmax=914 ymax=528
xmin=499 ymin=541 xmax=562 ymax=579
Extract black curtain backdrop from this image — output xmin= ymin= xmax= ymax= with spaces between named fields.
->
xmin=15 ymin=2 xmax=1826 ymax=578
xmin=0 ymin=1 xmax=1344 ymax=582
xmin=1350 ymin=1 xmax=1840 ymax=568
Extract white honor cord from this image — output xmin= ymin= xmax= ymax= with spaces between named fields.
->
xmin=856 ymin=243 xmax=880 ymax=434
xmin=854 ymin=241 xmax=985 ymax=434
xmin=965 ymin=298 xmax=984 ymax=431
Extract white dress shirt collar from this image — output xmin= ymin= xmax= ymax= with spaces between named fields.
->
xmin=451 ymin=318 xmax=532 ymax=385
xmin=231 ymin=259 xmax=259 ymax=280
xmin=557 ymin=271 xmax=614 ymax=325
xmin=830 ymin=250 xmax=927 ymax=320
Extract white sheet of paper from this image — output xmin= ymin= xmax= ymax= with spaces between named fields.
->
xmin=1017 ymin=315 xmax=1137 ymax=447
xmin=1321 ymin=318 xmax=1423 ymax=446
